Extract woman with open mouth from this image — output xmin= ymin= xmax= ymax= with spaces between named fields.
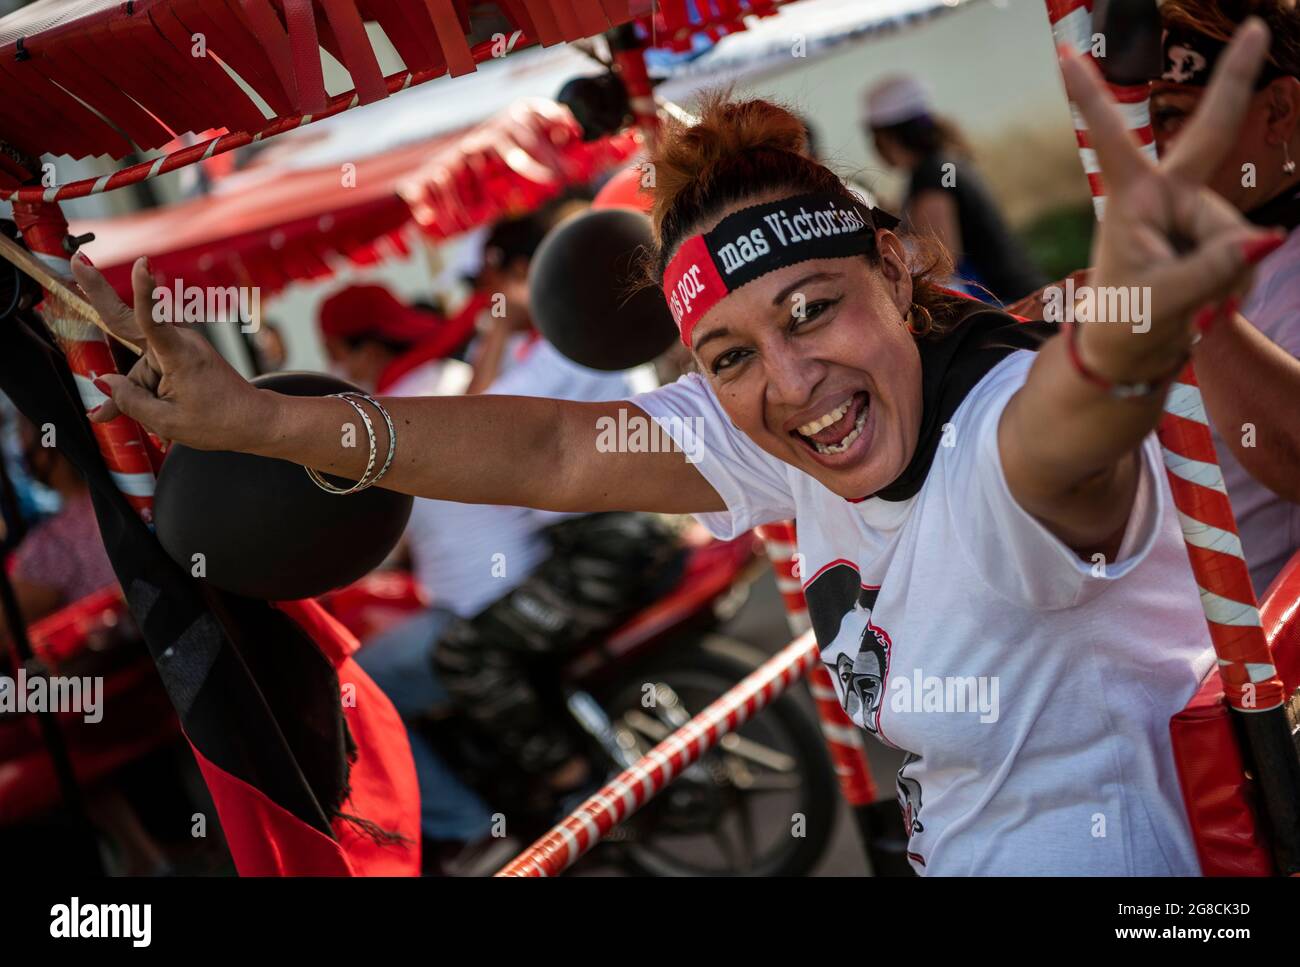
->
xmin=76 ymin=21 xmax=1283 ymax=875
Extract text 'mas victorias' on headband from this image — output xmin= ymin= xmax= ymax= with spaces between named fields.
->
xmin=660 ymin=192 xmax=900 ymax=347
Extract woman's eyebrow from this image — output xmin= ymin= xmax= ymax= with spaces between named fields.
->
xmin=772 ymin=272 xmax=837 ymax=306
xmin=693 ymin=326 xmax=733 ymax=353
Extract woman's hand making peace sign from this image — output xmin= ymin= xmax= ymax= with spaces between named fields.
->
xmin=1001 ymin=18 xmax=1287 ymax=557
xmin=1062 ymin=17 xmax=1285 ymax=379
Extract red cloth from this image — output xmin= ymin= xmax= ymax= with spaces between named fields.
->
xmin=1169 ymin=551 xmax=1300 ymax=876
xmin=202 ymin=598 xmax=421 ymax=877
xmin=374 ymin=291 xmax=488 ymax=392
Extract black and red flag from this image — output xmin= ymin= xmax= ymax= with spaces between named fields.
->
xmin=0 ymin=305 xmax=420 ymax=876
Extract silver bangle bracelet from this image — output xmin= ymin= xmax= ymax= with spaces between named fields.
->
xmin=305 ymin=393 xmax=378 ymax=495
xmin=340 ymin=392 xmax=396 ymax=488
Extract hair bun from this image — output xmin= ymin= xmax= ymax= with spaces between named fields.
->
xmin=650 ymin=94 xmax=809 ymax=234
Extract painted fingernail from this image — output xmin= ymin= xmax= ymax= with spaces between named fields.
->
xmin=87 ymin=403 xmax=104 ymax=417
xmin=76 ymin=251 xmax=93 ymax=266
xmin=92 ymin=377 xmax=111 ymax=395
xmin=1242 ymin=232 xmax=1285 ymax=265
xmin=1220 ymin=295 xmax=1241 ymax=319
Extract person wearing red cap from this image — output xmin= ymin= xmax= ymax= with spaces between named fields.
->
xmin=318 ymin=283 xmax=473 ymax=397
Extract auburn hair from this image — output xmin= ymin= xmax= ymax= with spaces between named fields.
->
xmin=647 ymin=92 xmax=967 ymax=339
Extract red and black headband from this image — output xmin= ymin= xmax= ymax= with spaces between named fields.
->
xmin=661 ymin=192 xmax=900 ymax=347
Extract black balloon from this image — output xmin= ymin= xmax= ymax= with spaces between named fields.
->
xmin=528 ymin=207 xmax=678 ymax=371
xmin=153 ymin=372 xmax=413 ymax=600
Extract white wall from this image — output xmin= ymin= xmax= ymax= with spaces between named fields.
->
xmin=697 ymin=0 xmax=1092 ymax=225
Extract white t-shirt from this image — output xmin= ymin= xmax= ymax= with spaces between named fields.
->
xmin=1220 ymin=227 xmax=1300 ymax=594
xmin=398 ymin=340 xmax=653 ymax=618
xmin=384 ymin=357 xmax=472 ymax=398
xmin=633 ymin=351 xmax=1214 ymax=875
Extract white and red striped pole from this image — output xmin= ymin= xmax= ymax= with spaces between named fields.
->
xmin=1045 ymin=0 xmax=1300 ymax=873
xmin=1047 ymin=0 xmax=1157 ymax=219
xmin=12 ymin=197 xmax=157 ymax=524
xmin=496 ymin=632 xmax=819 ymax=876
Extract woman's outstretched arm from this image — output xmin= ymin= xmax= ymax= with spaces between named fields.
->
xmin=266 ymin=392 xmax=724 ymax=513
xmin=74 ymin=258 xmax=724 ymax=516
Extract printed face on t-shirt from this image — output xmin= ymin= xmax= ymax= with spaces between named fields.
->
xmin=686 ymin=249 xmax=924 ymax=501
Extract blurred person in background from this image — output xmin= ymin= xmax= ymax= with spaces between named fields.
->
xmin=322 ymin=256 xmax=671 ymax=873
xmin=1148 ymin=0 xmax=1300 ymax=592
xmin=463 ymin=213 xmax=547 ymax=392
xmin=319 ymin=283 xmax=473 ymax=397
xmin=464 ymin=197 xmax=591 ymax=392
xmin=864 ymin=74 xmax=1045 ymax=304
xmin=1 ymin=417 xmax=116 ymax=641
xmin=0 ymin=416 xmax=168 ymax=875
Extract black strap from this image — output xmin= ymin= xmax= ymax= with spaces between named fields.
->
xmin=872 ymin=305 xmax=1058 ymax=502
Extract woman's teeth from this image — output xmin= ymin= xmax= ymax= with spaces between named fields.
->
xmin=798 ymin=399 xmax=852 ymax=437
xmin=812 ymin=406 xmax=868 ymax=455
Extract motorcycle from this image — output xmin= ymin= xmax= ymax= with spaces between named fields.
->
xmin=321 ymin=526 xmax=839 ymax=877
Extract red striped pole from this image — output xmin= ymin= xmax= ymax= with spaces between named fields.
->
xmin=496 ymin=632 xmax=819 ymax=877
xmin=1046 ymin=0 xmax=1157 ymax=219
xmin=12 ymin=198 xmax=156 ymax=524
xmin=1160 ymin=374 xmax=1285 ymax=712
xmin=1045 ymin=0 xmax=1300 ymax=873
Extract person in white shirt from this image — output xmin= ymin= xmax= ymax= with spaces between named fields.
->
xmin=79 ymin=20 xmax=1286 ymax=875
xmin=318 ymin=280 xmax=659 ymax=858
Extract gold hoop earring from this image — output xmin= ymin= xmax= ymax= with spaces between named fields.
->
xmin=905 ymin=303 xmax=933 ymax=337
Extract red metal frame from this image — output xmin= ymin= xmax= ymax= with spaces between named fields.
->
xmin=11 ymin=198 xmax=157 ymax=524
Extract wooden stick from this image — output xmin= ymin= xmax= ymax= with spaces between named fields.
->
xmin=0 ymin=234 xmax=141 ymax=354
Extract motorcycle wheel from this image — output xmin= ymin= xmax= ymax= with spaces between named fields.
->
xmin=598 ymin=635 xmax=837 ymax=877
